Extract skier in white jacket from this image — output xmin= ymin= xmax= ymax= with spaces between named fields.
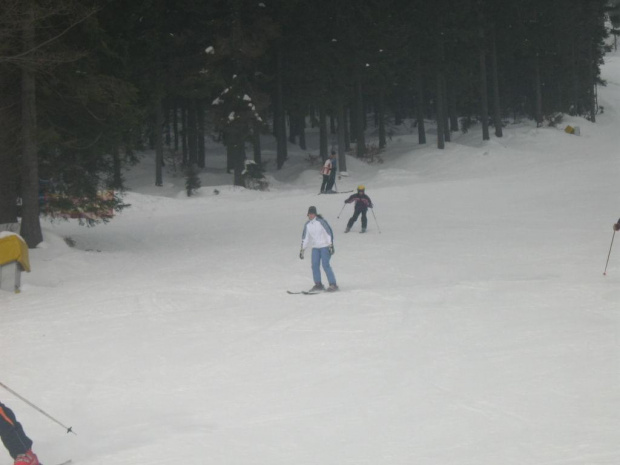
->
xmin=300 ymin=206 xmax=339 ymax=292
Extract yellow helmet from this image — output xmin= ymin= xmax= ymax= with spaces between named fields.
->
xmin=357 ymin=185 xmax=365 ymax=191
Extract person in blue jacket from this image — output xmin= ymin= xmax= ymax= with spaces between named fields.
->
xmin=0 ymin=402 xmax=40 ymax=465
xmin=300 ymin=206 xmax=338 ymax=292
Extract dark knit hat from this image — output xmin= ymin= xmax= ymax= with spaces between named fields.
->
xmin=308 ymin=206 xmax=317 ymax=215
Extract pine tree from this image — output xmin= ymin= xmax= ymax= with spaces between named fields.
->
xmin=185 ymin=164 xmax=201 ymax=197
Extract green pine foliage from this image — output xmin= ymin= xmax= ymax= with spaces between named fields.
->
xmin=0 ymin=0 xmax=613 ymax=231
xmin=185 ymin=164 xmax=201 ymax=197
xmin=242 ymin=160 xmax=268 ymax=191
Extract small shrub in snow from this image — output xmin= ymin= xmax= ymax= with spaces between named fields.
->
xmin=242 ymin=160 xmax=269 ymax=191
xmin=185 ymin=164 xmax=201 ymax=197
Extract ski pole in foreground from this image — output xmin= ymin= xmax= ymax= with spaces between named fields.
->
xmin=371 ymin=208 xmax=381 ymax=233
xmin=336 ymin=203 xmax=347 ymax=219
xmin=0 ymin=382 xmax=76 ymax=434
xmin=603 ymin=230 xmax=616 ymax=276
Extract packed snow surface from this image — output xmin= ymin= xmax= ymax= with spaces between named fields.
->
xmin=2 ymin=54 xmax=620 ymax=465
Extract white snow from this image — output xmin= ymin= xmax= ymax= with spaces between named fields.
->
xmin=1 ymin=53 xmax=620 ymax=465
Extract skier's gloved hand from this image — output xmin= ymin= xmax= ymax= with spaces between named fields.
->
xmin=328 ymin=244 xmax=334 ymax=255
xmin=299 ymin=248 xmax=304 ymax=259
xmin=614 ymin=223 xmax=620 ymax=232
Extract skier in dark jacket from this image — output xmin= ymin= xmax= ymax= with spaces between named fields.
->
xmin=344 ymin=185 xmax=373 ymax=233
xmin=0 ymin=402 xmax=40 ymax=465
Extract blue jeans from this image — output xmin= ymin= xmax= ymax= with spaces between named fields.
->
xmin=311 ymin=247 xmax=337 ymax=285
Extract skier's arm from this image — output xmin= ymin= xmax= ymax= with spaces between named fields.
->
xmin=301 ymin=222 xmax=310 ymax=249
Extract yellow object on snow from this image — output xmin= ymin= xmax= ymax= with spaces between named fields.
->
xmin=564 ymin=125 xmax=575 ymax=134
xmin=0 ymin=233 xmax=31 ymax=272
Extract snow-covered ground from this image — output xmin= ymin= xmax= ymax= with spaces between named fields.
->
xmin=2 ymin=52 xmax=620 ymax=465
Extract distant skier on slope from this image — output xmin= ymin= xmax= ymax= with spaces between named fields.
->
xmin=344 ymin=185 xmax=373 ymax=233
xmin=325 ymin=151 xmax=338 ymax=192
xmin=0 ymin=402 xmax=41 ymax=465
xmin=300 ymin=206 xmax=339 ymax=292
xmin=320 ymin=152 xmax=337 ymax=194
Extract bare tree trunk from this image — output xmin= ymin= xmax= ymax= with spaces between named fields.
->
xmin=570 ymin=38 xmax=580 ymax=115
xmin=415 ymin=50 xmax=427 ymax=145
xmin=349 ymin=99 xmax=357 ymax=143
xmin=319 ymin=103 xmax=328 ymax=161
xmin=252 ymin=119 xmax=262 ymax=165
xmin=587 ymin=36 xmax=596 ymax=122
xmin=354 ymin=66 xmax=365 ymax=158
xmin=443 ymin=77 xmax=451 ymax=143
xmin=0 ymin=133 xmax=18 ymax=223
xmin=436 ymin=70 xmax=445 ymax=150
xmin=534 ymin=53 xmax=543 ymax=126
xmin=288 ymin=111 xmax=296 ymax=144
xmin=0 ymin=69 xmax=19 ymax=224
xmin=343 ymin=107 xmax=350 ymax=152
xmin=181 ymin=99 xmax=188 ymax=165
xmin=479 ymin=49 xmax=490 ymax=140
xmin=19 ymin=0 xmax=43 ymax=247
xmin=478 ymin=22 xmax=490 ymax=140
xmin=275 ymin=42 xmax=287 ymax=169
xmin=448 ymin=82 xmax=458 ymax=132
xmin=490 ymin=23 xmax=503 ymax=137
xmin=378 ymin=88 xmax=386 ymax=149
xmin=436 ymin=31 xmax=445 ymax=150
xmin=197 ymin=99 xmax=205 ymax=168
xmin=154 ymin=97 xmax=164 ymax=186
xmin=187 ymin=99 xmax=197 ymax=166
xmin=298 ymin=111 xmax=306 ymax=150
xmin=164 ymin=97 xmax=171 ymax=146
xmin=336 ymin=96 xmax=347 ymax=173
xmin=227 ymin=130 xmax=246 ymax=187
xmin=173 ymin=98 xmax=179 ymax=151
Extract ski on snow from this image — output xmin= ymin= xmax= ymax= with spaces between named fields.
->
xmin=287 ymin=290 xmax=320 ymax=295
xmin=318 ymin=190 xmax=354 ymax=195
xmin=54 ymin=460 xmax=72 ymax=465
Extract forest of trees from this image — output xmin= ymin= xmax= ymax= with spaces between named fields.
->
xmin=0 ymin=0 xmax=615 ymax=247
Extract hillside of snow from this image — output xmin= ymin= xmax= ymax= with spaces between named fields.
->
xmin=1 ymin=53 xmax=619 ymax=465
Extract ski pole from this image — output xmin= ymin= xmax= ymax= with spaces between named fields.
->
xmin=0 ymin=381 xmax=76 ymax=434
xmin=603 ymin=230 xmax=616 ymax=276
xmin=337 ymin=203 xmax=347 ymax=219
xmin=370 ymin=208 xmax=381 ymax=233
